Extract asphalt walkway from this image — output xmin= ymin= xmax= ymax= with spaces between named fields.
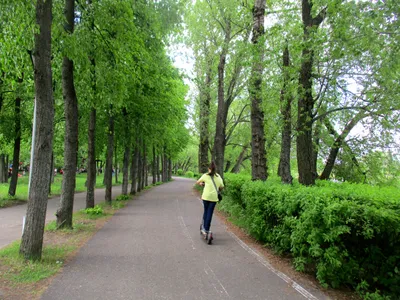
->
xmin=41 ymin=177 xmax=329 ymax=300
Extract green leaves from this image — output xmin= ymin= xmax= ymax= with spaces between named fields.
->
xmin=219 ymin=174 xmax=400 ymax=297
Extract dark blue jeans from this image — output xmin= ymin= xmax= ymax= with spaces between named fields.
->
xmin=202 ymin=200 xmax=216 ymax=232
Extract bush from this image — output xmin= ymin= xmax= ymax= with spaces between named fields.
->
xmin=115 ymin=194 xmax=130 ymax=201
xmin=185 ymin=171 xmax=194 ymax=178
xmin=177 ymin=169 xmax=184 ymax=175
xmin=221 ymin=176 xmax=400 ymax=298
xmin=82 ymin=205 xmax=104 ymax=216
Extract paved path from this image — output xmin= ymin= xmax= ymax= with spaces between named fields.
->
xmin=41 ymin=177 xmax=329 ymax=300
xmin=0 ymin=185 xmax=123 ymax=249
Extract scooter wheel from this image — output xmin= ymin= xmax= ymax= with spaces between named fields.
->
xmin=207 ymin=233 xmax=213 ymax=245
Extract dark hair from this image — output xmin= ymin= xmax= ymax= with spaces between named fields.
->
xmin=208 ymin=161 xmax=218 ymax=177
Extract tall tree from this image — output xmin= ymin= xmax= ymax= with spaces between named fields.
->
xmin=296 ymin=0 xmax=325 ymax=185
xmin=121 ymin=108 xmax=130 ymax=195
xmin=85 ymin=0 xmax=97 ymax=209
xmin=278 ymin=45 xmax=293 ymax=184
xmin=104 ymin=107 xmax=114 ymax=204
xmin=57 ymin=0 xmax=79 ymax=229
xmin=20 ymin=0 xmax=54 ymax=260
xmin=249 ymin=0 xmax=267 ymax=181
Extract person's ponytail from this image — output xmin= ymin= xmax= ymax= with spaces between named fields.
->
xmin=208 ymin=161 xmax=217 ymax=176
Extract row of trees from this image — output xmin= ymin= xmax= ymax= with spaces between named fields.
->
xmin=1 ymin=0 xmax=189 ymax=260
xmin=185 ymin=0 xmax=399 ymax=185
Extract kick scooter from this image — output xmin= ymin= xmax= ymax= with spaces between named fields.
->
xmin=200 ymin=222 xmax=213 ymax=245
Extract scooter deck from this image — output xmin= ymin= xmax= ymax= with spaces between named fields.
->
xmin=200 ymin=224 xmax=213 ymax=245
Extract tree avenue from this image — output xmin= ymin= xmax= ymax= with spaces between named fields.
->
xmin=1 ymin=0 xmax=189 ymax=260
xmin=0 ymin=0 xmax=399 ymax=266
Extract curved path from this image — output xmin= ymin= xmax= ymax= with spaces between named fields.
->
xmin=41 ymin=177 xmax=329 ymax=300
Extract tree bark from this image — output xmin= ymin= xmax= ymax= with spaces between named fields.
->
xmin=0 ymin=154 xmax=7 ymax=183
xmin=168 ymin=158 xmax=172 ymax=181
xmin=86 ymin=108 xmax=96 ymax=208
xmin=20 ymin=0 xmax=54 ymax=260
xmin=278 ymin=45 xmax=293 ymax=184
xmin=311 ymin=119 xmax=322 ymax=178
xmin=57 ymin=0 xmax=78 ymax=229
xmin=122 ymin=142 xmax=130 ymax=195
xmin=104 ymin=110 xmax=114 ymax=203
xmin=114 ymin=139 xmax=118 ymax=184
xmin=152 ymin=145 xmax=156 ymax=184
xmin=199 ymin=64 xmax=212 ymax=173
xmin=213 ymin=20 xmax=231 ymax=177
xmin=296 ymin=0 xmax=325 ymax=185
xmin=231 ymin=144 xmax=249 ymax=174
xmin=250 ymin=0 xmax=267 ymax=181
xmin=8 ymin=92 xmax=22 ymax=196
xmin=130 ymin=143 xmax=139 ymax=195
xmin=137 ymin=141 xmax=142 ymax=192
xmin=320 ymin=112 xmax=366 ymax=180
xmin=157 ymin=154 xmax=160 ymax=182
xmin=86 ymin=0 xmax=97 ymax=208
xmin=121 ymin=108 xmax=130 ymax=193
xmin=143 ymin=142 xmax=147 ymax=188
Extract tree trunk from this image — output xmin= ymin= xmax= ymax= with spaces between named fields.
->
xmin=320 ymin=112 xmax=366 ymax=180
xmin=296 ymin=0 xmax=325 ymax=185
xmin=143 ymin=143 xmax=147 ymax=187
xmin=20 ymin=0 xmax=54 ymax=260
xmin=114 ymin=139 xmax=118 ymax=184
xmin=250 ymin=0 xmax=267 ymax=181
xmin=130 ymin=143 xmax=139 ymax=195
xmin=137 ymin=156 xmax=142 ymax=192
xmin=157 ymin=154 xmax=160 ymax=182
xmin=86 ymin=0 xmax=96 ymax=208
xmin=213 ymin=21 xmax=231 ymax=177
xmin=162 ymin=150 xmax=168 ymax=182
xmin=278 ymin=45 xmax=293 ymax=184
xmin=168 ymin=158 xmax=172 ymax=181
xmin=0 ymin=154 xmax=7 ymax=183
xmin=8 ymin=93 xmax=22 ymax=196
xmin=311 ymin=119 xmax=322 ymax=179
xmin=122 ymin=144 xmax=130 ymax=195
xmin=57 ymin=0 xmax=78 ymax=229
xmin=199 ymin=64 xmax=212 ymax=173
xmin=231 ymin=144 xmax=249 ymax=174
xmin=104 ymin=110 xmax=114 ymax=204
xmin=152 ymin=146 xmax=156 ymax=184
xmin=86 ymin=108 xmax=96 ymax=208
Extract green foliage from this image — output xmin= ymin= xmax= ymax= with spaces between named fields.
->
xmin=177 ymin=169 xmax=183 ymax=175
xmin=81 ymin=205 xmax=104 ymax=217
xmin=220 ymin=174 xmax=400 ymax=298
xmin=114 ymin=194 xmax=130 ymax=201
xmin=184 ymin=171 xmax=194 ymax=178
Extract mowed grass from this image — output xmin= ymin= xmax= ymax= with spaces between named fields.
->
xmin=0 ymin=173 xmax=121 ymax=207
xmin=0 ymin=241 xmax=74 ymax=283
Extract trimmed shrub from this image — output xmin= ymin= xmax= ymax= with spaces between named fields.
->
xmin=177 ymin=169 xmax=184 ymax=175
xmin=221 ymin=175 xmax=400 ymax=298
xmin=185 ymin=171 xmax=194 ymax=178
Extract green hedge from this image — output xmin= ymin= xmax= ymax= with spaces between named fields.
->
xmin=219 ymin=174 xmax=400 ymax=299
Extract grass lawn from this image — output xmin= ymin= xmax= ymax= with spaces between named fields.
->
xmin=0 ymin=173 xmax=121 ymax=208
